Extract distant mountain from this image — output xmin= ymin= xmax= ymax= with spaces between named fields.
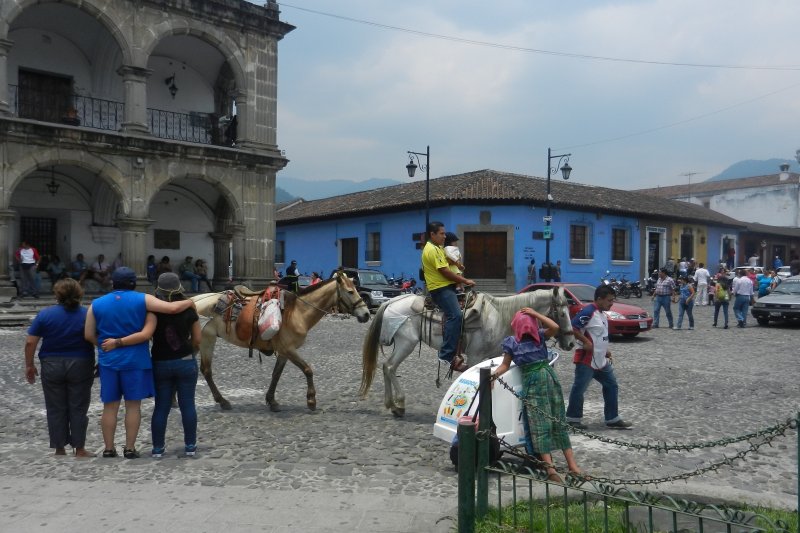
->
xmin=276 ymin=187 xmax=295 ymax=203
xmin=707 ymin=159 xmax=800 ymax=182
xmin=276 ymin=177 xmax=403 ymax=200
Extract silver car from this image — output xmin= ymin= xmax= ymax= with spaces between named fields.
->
xmin=750 ymin=275 xmax=800 ymax=326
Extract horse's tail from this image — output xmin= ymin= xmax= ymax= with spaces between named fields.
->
xmin=360 ymin=301 xmax=387 ymax=398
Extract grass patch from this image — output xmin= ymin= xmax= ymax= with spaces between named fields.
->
xmin=473 ymin=498 xmax=798 ymax=532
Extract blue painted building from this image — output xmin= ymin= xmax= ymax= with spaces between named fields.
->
xmin=276 ymin=170 xmax=746 ymax=292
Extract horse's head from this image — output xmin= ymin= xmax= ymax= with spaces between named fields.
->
xmin=549 ymin=287 xmax=575 ymax=351
xmin=334 ymin=272 xmax=371 ymax=323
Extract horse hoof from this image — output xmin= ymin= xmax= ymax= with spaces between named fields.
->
xmin=391 ymin=408 xmax=405 ymax=417
xmin=220 ymin=401 xmax=232 ymax=411
xmin=307 ymin=402 xmax=317 ymax=411
xmin=268 ymin=402 xmax=281 ymax=412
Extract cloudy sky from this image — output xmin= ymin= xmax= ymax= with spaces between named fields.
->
xmin=273 ymin=1 xmax=800 ymax=189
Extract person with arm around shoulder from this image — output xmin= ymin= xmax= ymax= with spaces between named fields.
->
xmin=25 ymin=278 xmax=96 ymax=457
xmin=84 ymin=267 xmax=196 ymax=459
xmin=102 ymin=273 xmax=201 ymax=458
xmin=421 ymin=221 xmax=476 ymax=372
xmin=492 ymin=307 xmax=581 ymax=482
xmin=566 ymin=284 xmax=632 ymax=430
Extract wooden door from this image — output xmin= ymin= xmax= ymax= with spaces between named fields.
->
xmin=463 ymin=232 xmax=506 ymax=278
xmin=18 ymin=70 xmax=72 ymax=123
xmin=340 ymin=238 xmax=358 ymax=268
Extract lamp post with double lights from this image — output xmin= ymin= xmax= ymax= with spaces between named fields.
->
xmin=544 ymin=148 xmax=572 ymax=280
xmin=405 ymin=145 xmax=430 ymax=229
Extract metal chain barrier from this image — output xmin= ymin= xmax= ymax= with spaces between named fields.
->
xmin=490 ymin=375 xmax=797 ymax=486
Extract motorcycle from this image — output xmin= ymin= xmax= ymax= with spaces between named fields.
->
xmin=645 ymin=269 xmax=658 ymax=296
xmin=601 ymin=271 xmax=625 ymax=297
xmin=627 ymin=278 xmax=643 ymax=298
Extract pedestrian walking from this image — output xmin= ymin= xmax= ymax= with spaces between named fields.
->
xmin=693 ymin=262 xmax=711 ymax=305
xmin=731 ymin=268 xmax=754 ymax=328
xmin=527 ymin=258 xmax=537 ymax=284
xmin=566 ymin=284 xmax=632 ymax=430
xmin=651 ymin=268 xmax=675 ymax=329
xmin=15 ymin=240 xmax=40 ymax=298
xmin=674 ymin=276 xmax=695 ymax=330
xmin=713 ymin=277 xmax=730 ymax=329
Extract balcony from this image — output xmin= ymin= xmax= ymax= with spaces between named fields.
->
xmin=7 ymin=85 xmax=233 ymax=146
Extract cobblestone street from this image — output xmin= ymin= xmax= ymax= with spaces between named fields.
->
xmin=0 ymin=302 xmax=797 ymax=516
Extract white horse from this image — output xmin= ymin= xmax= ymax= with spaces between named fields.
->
xmin=193 ymin=272 xmax=371 ymax=411
xmin=360 ymin=287 xmax=575 ymax=417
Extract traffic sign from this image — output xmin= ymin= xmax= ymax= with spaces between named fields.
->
xmin=542 ymin=216 xmax=552 ymax=222
xmin=543 ymin=227 xmax=552 ymax=239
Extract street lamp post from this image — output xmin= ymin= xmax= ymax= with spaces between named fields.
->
xmin=544 ymin=147 xmax=572 ymax=280
xmin=405 ymin=145 xmax=430 ymax=229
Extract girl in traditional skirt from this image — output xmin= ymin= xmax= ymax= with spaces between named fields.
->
xmin=492 ymin=307 xmax=581 ymax=482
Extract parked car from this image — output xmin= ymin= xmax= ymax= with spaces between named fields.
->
xmin=520 ymin=282 xmax=652 ymax=337
xmin=724 ymin=265 xmax=764 ymax=280
xmin=776 ymin=266 xmax=792 ymax=279
xmin=340 ymin=268 xmax=402 ymax=310
xmin=277 ymin=275 xmax=311 ymax=292
xmin=750 ymin=275 xmax=800 ymax=326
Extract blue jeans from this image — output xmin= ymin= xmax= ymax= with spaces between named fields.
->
xmin=566 ymin=363 xmax=621 ymax=424
xmin=652 ymin=295 xmax=673 ymax=328
xmin=181 ymin=272 xmax=200 ymax=292
xmin=151 ymin=358 xmax=198 ymax=449
xmin=733 ymin=294 xmax=750 ymax=325
xmin=676 ymin=298 xmax=694 ymax=328
xmin=714 ymin=301 xmax=729 ymax=327
xmin=429 ymin=285 xmax=461 ymax=363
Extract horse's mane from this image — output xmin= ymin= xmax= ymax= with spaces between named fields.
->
xmin=482 ymin=291 xmax=554 ymax=323
xmin=294 ymin=276 xmax=336 ymax=296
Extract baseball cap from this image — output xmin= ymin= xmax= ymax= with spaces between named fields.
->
xmin=111 ymin=266 xmax=136 ymax=287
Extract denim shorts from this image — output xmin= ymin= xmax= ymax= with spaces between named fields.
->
xmin=98 ymin=366 xmax=155 ymax=403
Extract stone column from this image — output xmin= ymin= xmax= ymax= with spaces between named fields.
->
xmin=0 ymin=39 xmax=14 ymax=116
xmin=117 ymin=66 xmax=151 ymax=135
xmin=210 ymin=231 xmax=233 ymax=286
xmin=0 ymin=209 xmax=17 ymax=301
xmin=116 ymin=217 xmax=154 ymax=280
xmin=231 ymin=91 xmax=249 ymax=148
xmin=229 ymin=223 xmax=246 ymax=282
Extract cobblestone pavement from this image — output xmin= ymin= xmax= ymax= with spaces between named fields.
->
xmin=0 ymin=302 xmax=797 ymax=518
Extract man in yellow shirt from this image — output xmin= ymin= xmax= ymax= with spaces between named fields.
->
xmin=422 ymin=222 xmax=475 ymax=372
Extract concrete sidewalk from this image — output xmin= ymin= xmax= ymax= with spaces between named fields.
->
xmin=1 ymin=475 xmax=457 ymax=533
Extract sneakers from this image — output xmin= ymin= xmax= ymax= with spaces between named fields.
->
xmin=672 ymin=326 xmax=680 ymax=330
xmin=151 ymin=447 xmax=165 ymax=458
xmin=567 ymin=421 xmax=588 ymax=430
xmin=102 ymin=448 xmax=118 ymax=458
xmin=687 ymin=327 xmax=694 ymax=330
xmin=606 ymin=420 xmax=633 ymax=429
xmin=123 ymin=447 xmax=140 ymax=459
xmin=185 ymin=444 xmax=197 ymax=457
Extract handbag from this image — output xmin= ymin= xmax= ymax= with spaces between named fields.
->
xmin=257 ymin=298 xmax=282 ymax=340
xmin=671 ymin=293 xmax=679 ymax=304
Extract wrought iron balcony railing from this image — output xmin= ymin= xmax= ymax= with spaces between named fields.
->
xmin=7 ymin=85 xmax=234 ymax=147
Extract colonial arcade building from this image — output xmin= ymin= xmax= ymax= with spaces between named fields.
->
xmin=0 ymin=0 xmax=294 ymax=299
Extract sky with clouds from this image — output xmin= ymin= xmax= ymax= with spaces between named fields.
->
xmin=271 ymin=1 xmax=800 ymax=189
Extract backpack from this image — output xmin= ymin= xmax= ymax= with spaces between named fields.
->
xmin=716 ymin=283 xmax=729 ymax=302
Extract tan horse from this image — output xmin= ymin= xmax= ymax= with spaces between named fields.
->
xmin=193 ymin=272 xmax=370 ymax=411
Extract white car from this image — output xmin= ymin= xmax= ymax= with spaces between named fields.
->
xmin=776 ymin=266 xmax=792 ymax=279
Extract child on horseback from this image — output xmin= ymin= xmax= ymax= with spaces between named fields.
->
xmin=492 ymin=307 xmax=581 ymax=482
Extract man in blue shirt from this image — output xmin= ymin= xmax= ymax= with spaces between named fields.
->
xmin=85 ymin=267 xmax=194 ymax=458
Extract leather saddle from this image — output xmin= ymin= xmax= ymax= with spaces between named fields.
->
xmin=233 ymin=285 xmax=281 ymax=343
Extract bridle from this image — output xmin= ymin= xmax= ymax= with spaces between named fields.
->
xmin=333 ymin=275 xmax=370 ymax=314
xmin=548 ymin=291 xmax=575 ymax=345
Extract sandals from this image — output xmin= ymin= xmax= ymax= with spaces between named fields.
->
xmin=123 ymin=447 xmax=140 ymax=459
xmin=102 ymin=448 xmax=118 ymax=458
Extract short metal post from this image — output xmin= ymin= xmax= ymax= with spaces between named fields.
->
xmin=458 ymin=416 xmax=476 ymax=533
xmin=476 ymin=367 xmax=492 ymax=518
